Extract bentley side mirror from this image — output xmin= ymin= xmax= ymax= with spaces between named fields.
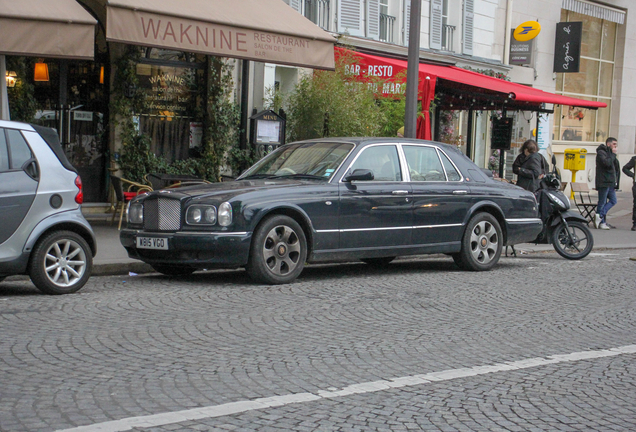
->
xmin=344 ymin=169 xmax=374 ymax=182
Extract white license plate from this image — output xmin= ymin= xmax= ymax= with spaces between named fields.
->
xmin=136 ymin=236 xmax=168 ymax=250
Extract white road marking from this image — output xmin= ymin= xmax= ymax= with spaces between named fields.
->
xmin=56 ymin=344 xmax=636 ymax=432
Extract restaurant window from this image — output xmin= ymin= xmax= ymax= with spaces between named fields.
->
xmin=134 ymin=47 xmax=206 ymax=163
xmin=553 ymin=10 xmax=616 ymax=143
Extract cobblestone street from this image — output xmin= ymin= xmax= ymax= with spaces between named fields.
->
xmin=1 ymin=250 xmax=635 ymax=431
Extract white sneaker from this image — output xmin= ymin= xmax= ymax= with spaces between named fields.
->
xmin=594 ymin=214 xmax=601 ymax=229
xmin=598 ymin=222 xmax=610 ymax=230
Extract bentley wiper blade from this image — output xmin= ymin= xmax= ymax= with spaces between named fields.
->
xmin=241 ymin=174 xmax=280 ymax=180
xmin=279 ymin=174 xmax=326 ymax=180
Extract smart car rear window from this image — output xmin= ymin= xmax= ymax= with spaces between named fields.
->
xmin=0 ymin=129 xmax=9 ymax=172
xmin=6 ymin=129 xmax=32 ymax=169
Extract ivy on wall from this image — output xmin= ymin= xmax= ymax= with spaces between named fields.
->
xmin=6 ymin=57 xmax=37 ymax=123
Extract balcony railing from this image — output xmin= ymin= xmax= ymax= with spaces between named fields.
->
xmin=380 ymin=13 xmax=396 ymax=43
xmin=304 ymin=0 xmax=330 ymax=31
xmin=442 ymin=24 xmax=456 ymax=51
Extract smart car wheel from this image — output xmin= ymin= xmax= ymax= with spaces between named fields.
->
xmin=151 ymin=264 xmax=196 ymax=276
xmin=361 ymin=257 xmax=396 ymax=266
xmin=454 ymin=213 xmax=502 ymax=271
xmin=247 ymin=215 xmax=307 ymax=284
xmin=28 ymin=230 xmax=93 ymax=295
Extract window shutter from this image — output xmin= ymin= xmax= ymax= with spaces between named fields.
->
xmin=429 ymin=0 xmax=443 ymax=50
xmin=287 ymin=0 xmax=301 ymax=12
xmin=367 ymin=0 xmax=380 ymax=40
xmin=462 ymin=0 xmax=474 ymax=55
xmin=338 ymin=0 xmax=363 ymax=36
xmin=403 ymin=0 xmax=411 ymax=46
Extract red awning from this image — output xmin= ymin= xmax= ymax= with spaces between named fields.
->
xmin=418 ymin=63 xmax=606 ymax=109
xmin=337 ymin=48 xmax=606 ymax=110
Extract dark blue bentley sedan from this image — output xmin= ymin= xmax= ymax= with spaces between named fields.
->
xmin=120 ymin=138 xmax=542 ymax=284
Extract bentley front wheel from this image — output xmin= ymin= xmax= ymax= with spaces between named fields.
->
xmin=247 ymin=215 xmax=307 ymax=284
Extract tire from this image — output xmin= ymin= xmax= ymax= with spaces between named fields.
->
xmin=28 ymin=230 xmax=93 ymax=295
xmin=454 ymin=213 xmax=502 ymax=271
xmin=247 ymin=215 xmax=307 ymax=284
xmin=361 ymin=257 xmax=396 ymax=266
xmin=151 ymin=264 xmax=196 ymax=276
xmin=0 ymin=276 xmax=5 ymax=283
xmin=551 ymin=221 xmax=593 ymax=260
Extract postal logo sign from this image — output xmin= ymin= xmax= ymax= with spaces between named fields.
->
xmin=514 ymin=21 xmax=541 ymax=41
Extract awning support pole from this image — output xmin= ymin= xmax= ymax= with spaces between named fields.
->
xmin=466 ymin=108 xmax=474 ymax=159
xmin=404 ymin=0 xmax=422 ymax=138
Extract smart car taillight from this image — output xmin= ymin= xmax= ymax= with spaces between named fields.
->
xmin=74 ymin=176 xmax=84 ymax=204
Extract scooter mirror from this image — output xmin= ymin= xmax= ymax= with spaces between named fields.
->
xmin=551 ymin=154 xmax=557 ymax=166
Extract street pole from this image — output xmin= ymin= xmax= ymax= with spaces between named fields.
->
xmin=404 ymin=0 xmax=422 ymax=138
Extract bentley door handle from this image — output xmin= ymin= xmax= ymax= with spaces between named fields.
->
xmin=392 ymin=190 xmax=409 ymax=195
xmin=452 ymin=190 xmax=469 ymax=195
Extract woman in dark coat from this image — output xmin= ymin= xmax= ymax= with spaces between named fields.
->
xmin=513 ymin=139 xmax=545 ymax=192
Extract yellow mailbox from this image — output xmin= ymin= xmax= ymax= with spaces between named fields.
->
xmin=564 ymin=148 xmax=587 ymax=199
xmin=564 ymin=148 xmax=587 ymax=171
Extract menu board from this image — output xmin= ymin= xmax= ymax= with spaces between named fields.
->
xmin=256 ymin=120 xmax=281 ymax=144
xmin=491 ymin=117 xmax=513 ymax=150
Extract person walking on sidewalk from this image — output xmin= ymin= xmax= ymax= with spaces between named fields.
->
xmin=595 ymin=137 xmax=621 ymax=230
xmin=622 ymin=154 xmax=636 ymax=231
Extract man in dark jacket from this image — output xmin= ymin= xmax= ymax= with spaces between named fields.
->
xmin=595 ymin=137 xmax=620 ymax=229
xmin=622 ymin=154 xmax=636 ymax=231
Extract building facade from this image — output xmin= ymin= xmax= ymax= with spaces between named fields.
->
xmin=273 ymin=0 xmax=633 ymax=188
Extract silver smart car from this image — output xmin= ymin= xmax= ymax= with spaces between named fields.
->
xmin=0 ymin=120 xmax=96 ymax=294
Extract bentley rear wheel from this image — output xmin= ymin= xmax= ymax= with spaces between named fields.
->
xmin=454 ymin=213 xmax=502 ymax=271
xmin=247 ymin=215 xmax=307 ymax=284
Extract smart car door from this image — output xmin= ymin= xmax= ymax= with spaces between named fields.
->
xmin=338 ymin=144 xmax=412 ymax=249
xmin=0 ymin=128 xmax=39 ymax=245
xmin=403 ymin=144 xmax=470 ymax=246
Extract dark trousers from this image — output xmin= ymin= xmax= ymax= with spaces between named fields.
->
xmin=632 ymin=183 xmax=636 ymax=223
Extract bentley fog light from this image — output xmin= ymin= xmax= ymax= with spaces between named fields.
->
xmin=186 ymin=205 xmax=217 ymax=225
xmin=127 ymin=203 xmax=144 ymax=224
xmin=218 ymin=202 xmax=233 ymax=226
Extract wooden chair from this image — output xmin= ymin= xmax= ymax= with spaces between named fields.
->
xmin=570 ymin=182 xmax=597 ymax=226
xmin=111 ymin=175 xmax=153 ymax=230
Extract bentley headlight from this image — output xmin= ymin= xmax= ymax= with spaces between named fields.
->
xmin=186 ymin=205 xmax=217 ymax=225
xmin=127 ymin=202 xmax=144 ymax=224
xmin=218 ymin=202 xmax=233 ymax=226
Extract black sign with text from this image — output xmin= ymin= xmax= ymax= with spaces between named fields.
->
xmin=554 ymin=22 xmax=582 ymax=73
xmin=491 ymin=117 xmax=513 ymax=151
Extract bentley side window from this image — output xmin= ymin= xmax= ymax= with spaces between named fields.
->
xmin=439 ymin=151 xmax=462 ymax=181
xmin=349 ymin=145 xmax=401 ymax=181
xmin=403 ymin=145 xmax=446 ymax=181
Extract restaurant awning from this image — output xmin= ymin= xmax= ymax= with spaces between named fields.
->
xmin=338 ymin=48 xmax=606 ymax=111
xmin=102 ymin=0 xmax=336 ymax=70
xmin=0 ymin=0 xmax=97 ymax=59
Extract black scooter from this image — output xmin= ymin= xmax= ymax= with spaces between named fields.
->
xmin=530 ymin=155 xmax=594 ymax=259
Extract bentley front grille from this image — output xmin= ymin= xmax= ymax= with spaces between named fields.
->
xmin=144 ymin=198 xmax=182 ymax=231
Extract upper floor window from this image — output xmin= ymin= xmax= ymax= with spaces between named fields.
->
xmin=430 ymin=0 xmax=473 ymax=55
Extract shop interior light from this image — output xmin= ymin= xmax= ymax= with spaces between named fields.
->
xmin=5 ymin=71 xmax=16 ymax=88
xmin=34 ymin=61 xmax=49 ymax=82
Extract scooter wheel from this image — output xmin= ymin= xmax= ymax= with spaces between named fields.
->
xmin=551 ymin=221 xmax=594 ymax=260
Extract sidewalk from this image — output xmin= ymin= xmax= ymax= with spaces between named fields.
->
xmin=88 ymin=191 xmax=636 ymax=276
